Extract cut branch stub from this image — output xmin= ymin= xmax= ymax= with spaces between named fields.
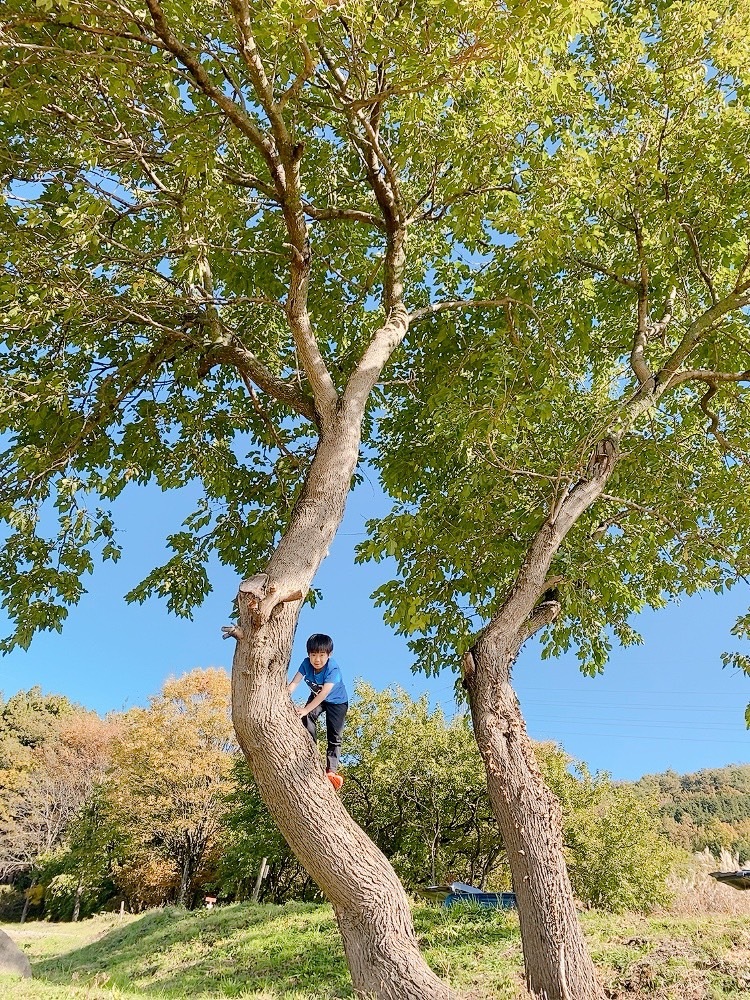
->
xmin=239 ymin=573 xmax=269 ymax=603
xmin=237 ymin=574 xmax=304 ymax=627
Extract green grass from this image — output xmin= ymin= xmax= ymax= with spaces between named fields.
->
xmin=2 ymin=902 xmax=750 ymax=999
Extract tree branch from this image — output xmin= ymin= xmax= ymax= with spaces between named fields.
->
xmin=665 ymin=368 xmax=750 ymax=389
xmin=574 ymin=256 xmax=639 ymax=289
xmin=648 ymin=286 xmax=677 ymax=342
xmin=631 ymin=209 xmax=652 ymax=385
xmin=657 ymin=287 xmax=750 ymax=383
xmin=228 ymin=0 xmax=292 ymax=154
xmin=698 ymin=385 xmax=750 ymax=465
xmin=303 ymin=201 xmax=387 ymax=230
xmin=278 ymin=34 xmax=316 ymax=111
xmin=681 ymin=222 xmax=718 ymax=305
xmin=143 ymin=0 xmax=281 ymax=181
xmin=198 ymin=344 xmax=317 ymax=425
xmin=517 ymin=592 xmax=561 ymax=647
xmin=408 ymin=297 xmax=535 ymax=325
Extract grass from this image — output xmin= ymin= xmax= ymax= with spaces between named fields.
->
xmin=2 ymin=901 xmax=750 ymax=999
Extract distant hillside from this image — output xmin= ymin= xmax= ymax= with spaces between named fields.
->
xmin=633 ymin=764 xmax=750 ymax=864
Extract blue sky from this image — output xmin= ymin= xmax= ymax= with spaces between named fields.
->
xmin=1 ymin=474 xmax=748 ymax=782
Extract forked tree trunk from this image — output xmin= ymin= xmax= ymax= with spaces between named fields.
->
xmin=231 ymin=415 xmax=456 ymax=1000
xmin=467 ymin=631 xmax=603 ymax=1000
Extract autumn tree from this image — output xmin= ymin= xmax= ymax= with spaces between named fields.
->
xmin=104 ymin=668 xmax=235 ymax=908
xmin=360 ymin=1 xmax=750 ymax=995
xmin=0 ymin=691 xmax=115 ymax=883
xmin=0 ymin=0 xmax=603 ymax=993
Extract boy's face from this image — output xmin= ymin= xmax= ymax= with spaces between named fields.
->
xmin=309 ymin=650 xmax=330 ymax=670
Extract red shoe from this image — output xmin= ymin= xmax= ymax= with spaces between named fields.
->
xmin=326 ymin=772 xmax=344 ymax=792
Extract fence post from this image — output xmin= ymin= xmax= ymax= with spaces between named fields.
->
xmin=251 ymin=857 xmax=269 ymax=903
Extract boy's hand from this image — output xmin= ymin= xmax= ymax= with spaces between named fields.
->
xmin=295 ymin=705 xmax=307 ymax=717
xmin=221 ymin=625 xmax=244 ymax=641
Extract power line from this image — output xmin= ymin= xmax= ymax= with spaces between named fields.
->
xmin=528 ymin=728 xmax=749 ymax=745
xmin=525 ymin=715 xmax=745 ymax=732
xmin=519 ymin=698 xmax=742 ymax=714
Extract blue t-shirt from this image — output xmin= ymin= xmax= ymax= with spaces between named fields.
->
xmin=299 ymin=657 xmax=348 ymax=704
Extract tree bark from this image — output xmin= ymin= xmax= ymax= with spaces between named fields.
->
xmin=466 ymin=635 xmax=603 ymax=1000
xmin=231 ymin=412 xmax=455 ymax=1000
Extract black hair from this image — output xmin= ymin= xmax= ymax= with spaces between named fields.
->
xmin=306 ymin=633 xmax=334 ymax=655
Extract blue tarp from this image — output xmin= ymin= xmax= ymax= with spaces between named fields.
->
xmin=417 ymin=882 xmax=517 ymax=909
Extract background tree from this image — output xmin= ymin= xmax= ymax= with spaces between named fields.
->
xmin=360 ymin=1 xmax=750 ymax=995
xmin=543 ymin=752 xmax=678 ymax=914
xmin=104 ymin=668 xmax=235 ymax=908
xmin=0 ymin=693 xmax=116 ymax=893
xmin=224 ymin=683 xmax=679 ymax=911
xmin=0 ymin=0 xmax=599 ymax=993
xmin=343 ymin=683 xmax=505 ymax=889
xmin=220 ymin=758 xmax=317 ymax=903
xmin=0 ymin=687 xmax=79 ymax=851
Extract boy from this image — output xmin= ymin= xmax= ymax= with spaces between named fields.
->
xmin=288 ymin=634 xmax=348 ymax=791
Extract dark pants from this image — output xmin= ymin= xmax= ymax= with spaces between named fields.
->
xmin=302 ymin=697 xmax=348 ymax=773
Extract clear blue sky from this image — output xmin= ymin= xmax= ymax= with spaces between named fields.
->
xmin=1 ymin=475 xmax=748 ymax=782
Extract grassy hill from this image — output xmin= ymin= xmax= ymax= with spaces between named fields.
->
xmin=3 ymin=900 xmax=750 ymax=999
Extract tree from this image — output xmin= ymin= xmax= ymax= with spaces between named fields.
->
xmin=360 ymin=1 xmax=750 ymax=995
xmin=543 ymin=753 xmax=679 ymax=914
xmin=636 ymin=764 xmax=750 ymax=864
xmin=0 ymin=698 xmax=116 ymax=884
xmin=0 ymin=0 xmax=599 ymax=993
xmin=104 ymin=669 xmax=235 ymax=908
xmin=0 ymin=687 xmax=78 ymax=873
xmin=343 ymin=683 xmax=506 ymax=890
xmin=224 ymin=683 xmax=679 ymax=911
xmin=220 ymin=757 xmax=316 ymax=903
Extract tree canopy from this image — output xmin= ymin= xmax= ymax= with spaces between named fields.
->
xmin=0 ymin=0 xmax=594 ymax=647
xmin=359 ymin=0 xmax=750 ymax=684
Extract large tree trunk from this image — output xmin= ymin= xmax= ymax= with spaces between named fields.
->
xmin=459 ymin=442 xmax=621 ymax=1000
xmin=466 ymin=631 xmax=603 ymax=1000
xmin=231 ymin=413 xmax=456 ymax=1000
